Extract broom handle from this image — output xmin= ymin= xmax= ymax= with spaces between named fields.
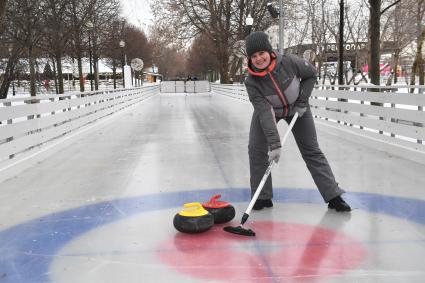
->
xmin=244 ymin=112 xmax=299 ymax=216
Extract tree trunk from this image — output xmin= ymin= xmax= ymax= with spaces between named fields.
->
xmin=393 ymin=49 xmax=400 ymax=84
xmin=29 ymin=46 xmax=37 ymax=97
xmin=0 ymin=0 xmax=6 ymax=34
xmin=112 ymin=58 xmax=117 ymax=89
xmin=368 ymin=0 xmax=381 ymax=86
xmin=94 ymin=55 xmax=99 ymax=90
xmin=410 ymin=30 xmax=425 ymax=88
xmin=417 ymin=30 xmax=425 ymax=86
xmin=0 ymin=51 xmax=18 ymax=99
xmin=56 ymin=52 xmax=64 ymax=94
xmin=51 ymin=56 xmax=59 ymax=94
xmin=219 ymin=63 xmax=229 ymax=84
xmin=77 ymin=48 xmax=84 ymax=92
xmin=218 ymin=49 xmax=230 ymax=84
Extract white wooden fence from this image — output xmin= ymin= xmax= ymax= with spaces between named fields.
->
xmin=211 ymin=83 xmax=425 ymax=165
xmin=0 ymin=85 xmax=159 ymax=168
xmin=160 ymin=81 xmax=211 ymax=93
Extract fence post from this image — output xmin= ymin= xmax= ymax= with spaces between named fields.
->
xmin=4 ymin=101 xmax=14 ymax=159
xmin=417 ymin=86 xmax=423 ymax=144
xmin=390 ymin=86 xmax=397 ymax=138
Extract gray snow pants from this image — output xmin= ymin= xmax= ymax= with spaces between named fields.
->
xmin=248 ymin=106 xmax=345 ymax=203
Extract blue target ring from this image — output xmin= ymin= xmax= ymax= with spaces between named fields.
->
xmin=0 ymin=187 xmax=424 ymax=283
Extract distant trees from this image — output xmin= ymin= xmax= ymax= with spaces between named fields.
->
xmin=1 ymin=0 xmax=423 ymax=93
xmin=151 ymin=0 xmax=273 ymax=83
xmin=0 ymin=0 xmax=154 ymax=99
xmin=148 ymin=24 xmax=187 ymax=80
xmin=149 ymin=0 xmax=422 ymax=85
xmin=186 ymin=33 xmax=218 ymax=80
xmin=283 ymin=0 xmax=421 ymax=86
xmin=40 ymin=0 xmax=72 ymax=94
xmin=4 ymin=0 xmax=45 ymax=97
xmin=409 ymin=0 xmax=425 ymax=86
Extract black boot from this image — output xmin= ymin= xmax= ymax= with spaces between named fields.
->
xmin=253 ymin=199 xmax=273 ymax=210
xmin=328 ymin=196 xmax=351 ymax=212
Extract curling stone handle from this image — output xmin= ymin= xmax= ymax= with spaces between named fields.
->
xmin=209 ymin=194 xmax=222 ymax=204
xmin=183 ymin=202 xmax=203 ymax=210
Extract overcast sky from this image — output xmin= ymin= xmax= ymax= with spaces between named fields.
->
xmin=120 ymin=0 xmax=153 ymax=31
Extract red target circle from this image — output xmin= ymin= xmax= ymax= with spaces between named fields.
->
xmin=157 ymin=221 xmax=366 ymax=282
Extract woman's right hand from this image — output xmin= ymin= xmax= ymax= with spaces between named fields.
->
xmin=268 ymin=148 xmax=281 ymax=163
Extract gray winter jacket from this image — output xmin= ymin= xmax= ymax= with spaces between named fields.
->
xmin=245 ymin=52 xmax=317 ymax=150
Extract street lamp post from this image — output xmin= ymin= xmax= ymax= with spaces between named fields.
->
xmin=245 ymin=14 xmax=253 ymax=36
xmin=119 ymin=40 xmax=127 ymax=65
xmin=278 ymin=0 xmax=284 ymax=54
xmin=338 ymin=0 xmax=345 ymax=86
xmin=267 ymin=2 xmax=284 ymax=54
xmin=119 ymin=40 xmax=127 ymax=87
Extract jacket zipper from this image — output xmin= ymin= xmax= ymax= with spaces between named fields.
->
xmin=267 ymin=72 xmax=289 ymax=117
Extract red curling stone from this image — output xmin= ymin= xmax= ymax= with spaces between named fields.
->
xmin=202 ymin=194 xmax=235 ymax=224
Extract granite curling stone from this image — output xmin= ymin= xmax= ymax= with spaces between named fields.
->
xmin=203 ymin=194 xmax=235 ymax=224
xmin=173 ymin=202 xmax=214 ymax=234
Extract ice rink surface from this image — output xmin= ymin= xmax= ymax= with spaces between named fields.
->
xmin=0 ymin=93 xmax=424 ymax=282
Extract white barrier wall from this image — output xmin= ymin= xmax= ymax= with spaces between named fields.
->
xmin=0 ymin=85 xmax=159 ymax=168
xmin=124 ymin=65 xmax=133 ymax=88
xmin=160 ymin=81 xmax=211 ymax=93
xmin=211 ymin=83 xmax=425 ymax=165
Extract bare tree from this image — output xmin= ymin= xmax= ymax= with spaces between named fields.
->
xmin=186 ymin=33 xmax=218 ymax=79
xmin=368 ymin=0 xmax=382 ymax=86
xmin=344 ymin=0 xmax=369 ymax=84
xmin=89 ymin=0 xmax=121 ymax=90
xmin=367 ymin=0 xmax=402 ymax=86
xmin=124 ymin=25 xmax=153 ymax=68
xmin=102 ymin=20 xmax=124 ymax=89
xmin=409 ymin=0 xmax=425 ymax=86
xmin=156 ymin=47 xmax=187 ymax=80
xmin=148 ymin=23 xmax=181 ymax=79
xmin=5 ymin=0 xmax=45 ymax=97
xmin=67 ymin=0 xmax=96 ymax=92
xmin=119 ymin=24 xmax=153 ymax=84
xmin=285 ymin=0 xmax=312 ymax=52
xmin=379 ymin=0 xmax=416 ymax=85
xmin=0 ymin=42 xmax=22 ymax=99
xmin=151 ymin=0 xmax=273 ymax=83
xmin=39 ymin=0 xmax=71 ymax=94
xmin=309 ymin=0 xmax=332 ymax=82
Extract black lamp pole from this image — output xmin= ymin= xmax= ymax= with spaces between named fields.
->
xmin=88 ymin=33 xmax=94 ymax=91
xmin=338 ymin=0 xmax=344 ymax=85
xmin=245 ymin=14 xmax=253 ymax=37
xmin=119 ymin=40 xmax=126 ymax=88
